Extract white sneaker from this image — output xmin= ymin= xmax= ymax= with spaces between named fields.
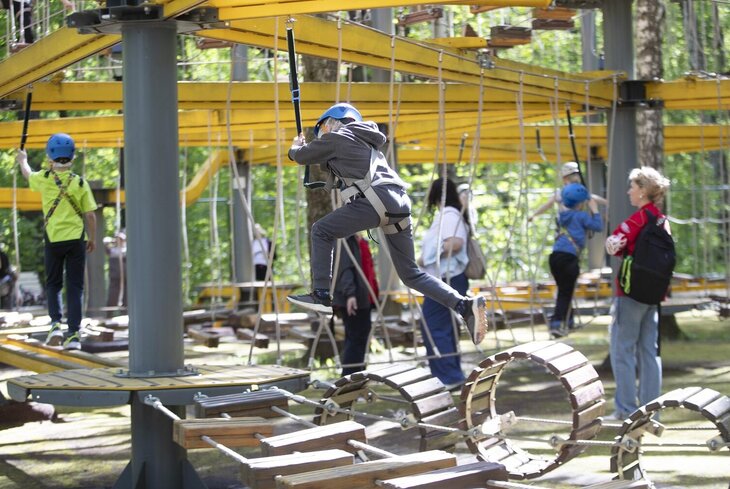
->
xmin=45 ymin=322 xmax=64 ymax=346
xmin=63 ymin=332 xmax=81 ymax=351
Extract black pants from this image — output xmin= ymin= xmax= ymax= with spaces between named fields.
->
xmin=45 ymin=239 xmax=86 ymax=334
xmin=340 ymin=308 xmax=372 ymax=376
xmin=254 ymin=264 xmax=268 ymax=281
xmin=5 ymin=1 xmax=35 ymax=44
xmin=549 ymin=251 xmax=579 ymax=326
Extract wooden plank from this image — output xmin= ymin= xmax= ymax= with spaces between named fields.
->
xmin=172 ymin=417 xmax=271 ymax=449
xmin=324 ymin=387 xmax=370 ymax=408
xmin=386 ymin=368 xmax=433 ymax=388
xmin=360 ymin=363 xmax=415 ymax=382
xmin=574 ymin=399 xmax=606 ymax=427
xmin=545 ymin=351 xmax=587 ymax=376
xmin=243 ymin=449 xmax=353 ymax=489
xmin=572 ymin=418 xmax=602 ymax=440
xmin=569 ymin=381 xmax=604 ymax=410
xmin=187 ymin=327 xmax=221 ymax=348
xmin=275 ymin=450 xmax=456 ymax=489
xmin=379 ymin=461 xmax=509 ymax=489
xmin=701 ymin=395 xmax=730 ymax=422
xmin=682 ymin=388 xmax=722 ymax=412
xmin=466 ymin=373 xmax=498 ymax=399
xmin=529 ymin=342 xmax=573 ymax=364
xmin=560 ymin=364 xmax=599 ymax=391
xmin=412 ymin=391 xmax=455 ymax=419
xmin=236 ymin=328 xmax=270 ymax=349
xmin=644 ymin=386 xmax=703 ymax=411
xmin=495 ymin=341 xmax=552 ymax=361
xmin=195 ymin=390 xmax=289 ymax=418
xmin=260 ymin=420 xmax=366 ymax=456
xmin=583 ymin=479 xmax=652 ymax=488
xmin=400 ymin=378 xmax=446 ymax=402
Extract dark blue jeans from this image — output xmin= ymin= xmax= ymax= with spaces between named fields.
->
xmin=420 ymin=272 xmax=468 ymax=385
xmin=45 ymin=238 xmax=86 ymax=334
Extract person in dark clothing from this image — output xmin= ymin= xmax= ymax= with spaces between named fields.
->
xmin=0 ymin=247 xmax=18 ymax=309
xmin=286 ymin=102 xmax=487 ymax=345
xmin=333 ymin=234 xmax=378 ymax=376
xmin=547 ymin=183 xmax=602 ymax=338
xmin=2 ymin=0 xmax=35 ymax=44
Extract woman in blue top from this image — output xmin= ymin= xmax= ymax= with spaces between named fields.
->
xmin=548 ymin=183 xmax=602 ymax=338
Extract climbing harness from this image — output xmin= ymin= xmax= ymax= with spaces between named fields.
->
xmin=337 ymin=148 xmax=411 ymax=234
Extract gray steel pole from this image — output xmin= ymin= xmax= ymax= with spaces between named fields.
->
xmin=232 ymin=157 xmax=253 ymax=282
xmin=370 ymin=9 xmax=392 ymax=82
xmin=582 ymin=11 xmax=607 ymax=270
xmin=603 ymin=0 xmax=638 ymax=279
xmin=230 ymin=44 xmax=254 ymax=283
xmin=122 ymin=20 xmax=185 ymax=488
xmin=86 ymin=205 xmax=107 ymax=312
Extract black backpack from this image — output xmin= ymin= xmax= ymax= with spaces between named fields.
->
xmin=618 ymin=209 xmax=676 ymax=304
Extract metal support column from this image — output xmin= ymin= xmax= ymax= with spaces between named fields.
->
xmin=230 ymin=44 xmax=254 ymax=283
xmin=233 ymin=155 xmax=253 ymax=282
xmin=119 ymin=20 xmax=188 ymax=489
xmin=603 ymin=0 xmax=638 ymax=281
xmin=581 ymin=10 xmax=607 ymax=270
xmin=86 ymin=205 xmax=107 ymax=312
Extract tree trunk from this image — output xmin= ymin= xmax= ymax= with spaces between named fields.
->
xmin=300 ymin=17 xmax=338 ymax=288
xmin=635 ymin=0 xmax=665 ymax=172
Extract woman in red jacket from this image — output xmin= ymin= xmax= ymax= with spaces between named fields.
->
xmin=604 ymin=166 xmax=670 ymax=420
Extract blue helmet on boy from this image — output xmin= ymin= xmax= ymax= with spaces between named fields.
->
xmin=46 ymin=133 xmax=75 ymax=162
xmin=313 ymin=103 xmax=362 ymax=137
xmin=562 ymin=182 xmax=590 ymax=208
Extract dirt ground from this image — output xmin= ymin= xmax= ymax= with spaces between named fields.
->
xmin=0 ymin=309 xmax=728 ymax=489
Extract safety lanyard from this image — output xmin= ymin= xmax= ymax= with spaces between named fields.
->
xmin=45 ymin=171 xmax=83 ymax=225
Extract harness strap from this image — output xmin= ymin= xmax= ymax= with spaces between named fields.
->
xmin=44 ymin=170 xmax=84 ymax=225
xmin=339 ymin=148 xmax=410 ymax=229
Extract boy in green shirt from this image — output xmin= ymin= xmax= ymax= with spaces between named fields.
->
xmin=17 ymin=133 xmax=98 ymax=350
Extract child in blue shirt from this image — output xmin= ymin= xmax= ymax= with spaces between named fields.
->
xmin=548 ymin=183 xmax=602 ymax=338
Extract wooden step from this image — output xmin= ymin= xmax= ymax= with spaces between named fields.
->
xmin=275 ymin=450 xmax=456 ymax=489
xmin=195 ymin=389 xmax=290 ymax=418
xmin=172 ymin=417 xmax=272 ymax=449
xmin=242 ymin=449 xmax=353 ymax=489
xmin=379 ymin=461 xmax=508 ymax=488
xmin=260 ymin=420 xmax=367 ymax=456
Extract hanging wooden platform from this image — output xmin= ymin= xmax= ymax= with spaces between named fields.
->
xmin=6 ymin=363 xmax=309 ymax=407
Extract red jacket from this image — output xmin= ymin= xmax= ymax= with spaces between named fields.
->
xmin=609 ymin=202 xmax=670 ymax=296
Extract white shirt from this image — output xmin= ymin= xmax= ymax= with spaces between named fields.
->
xmin=421 ymin=206 xmax=469 ymax=278
xmin=252 ymin=237 xmax=269 ymax=266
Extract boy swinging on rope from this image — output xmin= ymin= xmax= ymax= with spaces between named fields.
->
xmin=17 ymin=133 xmax=98 ymax=350
xmin=287 ymin=103 xmax=488 ymax=344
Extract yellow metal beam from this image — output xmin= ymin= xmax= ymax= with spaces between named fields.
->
xmin=647 ymin=77 xmax=730 ymax=110
xmin=201 ymin=16 xmax=615 ymax=106
xmin=0 ymin=0 xmax=207 ymax=98
xmin=1 ymin=81 xmax=572 ymax=111
xmin=206 ymin=0 xmax=550 ymax=15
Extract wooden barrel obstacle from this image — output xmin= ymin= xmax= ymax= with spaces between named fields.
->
xmin=148 ymin=343 xmax=727 ymax=488
xmin=609 ymin=386 xmax=730 ymax=482
xmin=458 ymin=340 xmax=606 ymax=479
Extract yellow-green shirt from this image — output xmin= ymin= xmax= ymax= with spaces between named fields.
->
xmin=28 ymin=170 xmax=98 ymax=243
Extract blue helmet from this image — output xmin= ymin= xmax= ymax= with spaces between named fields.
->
xmin=313 ymin=103 xmax=362 ymax=137
xmin=562 ymin=182 xmax=590 ymax=208
xmin=46 ymin=133 xmax=75 ymax=162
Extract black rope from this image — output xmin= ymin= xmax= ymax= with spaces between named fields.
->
xmin=20 ymin=88 xmax=32 ymax=150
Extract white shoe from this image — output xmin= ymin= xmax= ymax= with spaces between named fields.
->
xmin=45 ymin=322 xmax=64 ymax=346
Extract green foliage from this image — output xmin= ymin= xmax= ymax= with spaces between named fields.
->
xmin=1 ymin=4 xmax=728 ymax=302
